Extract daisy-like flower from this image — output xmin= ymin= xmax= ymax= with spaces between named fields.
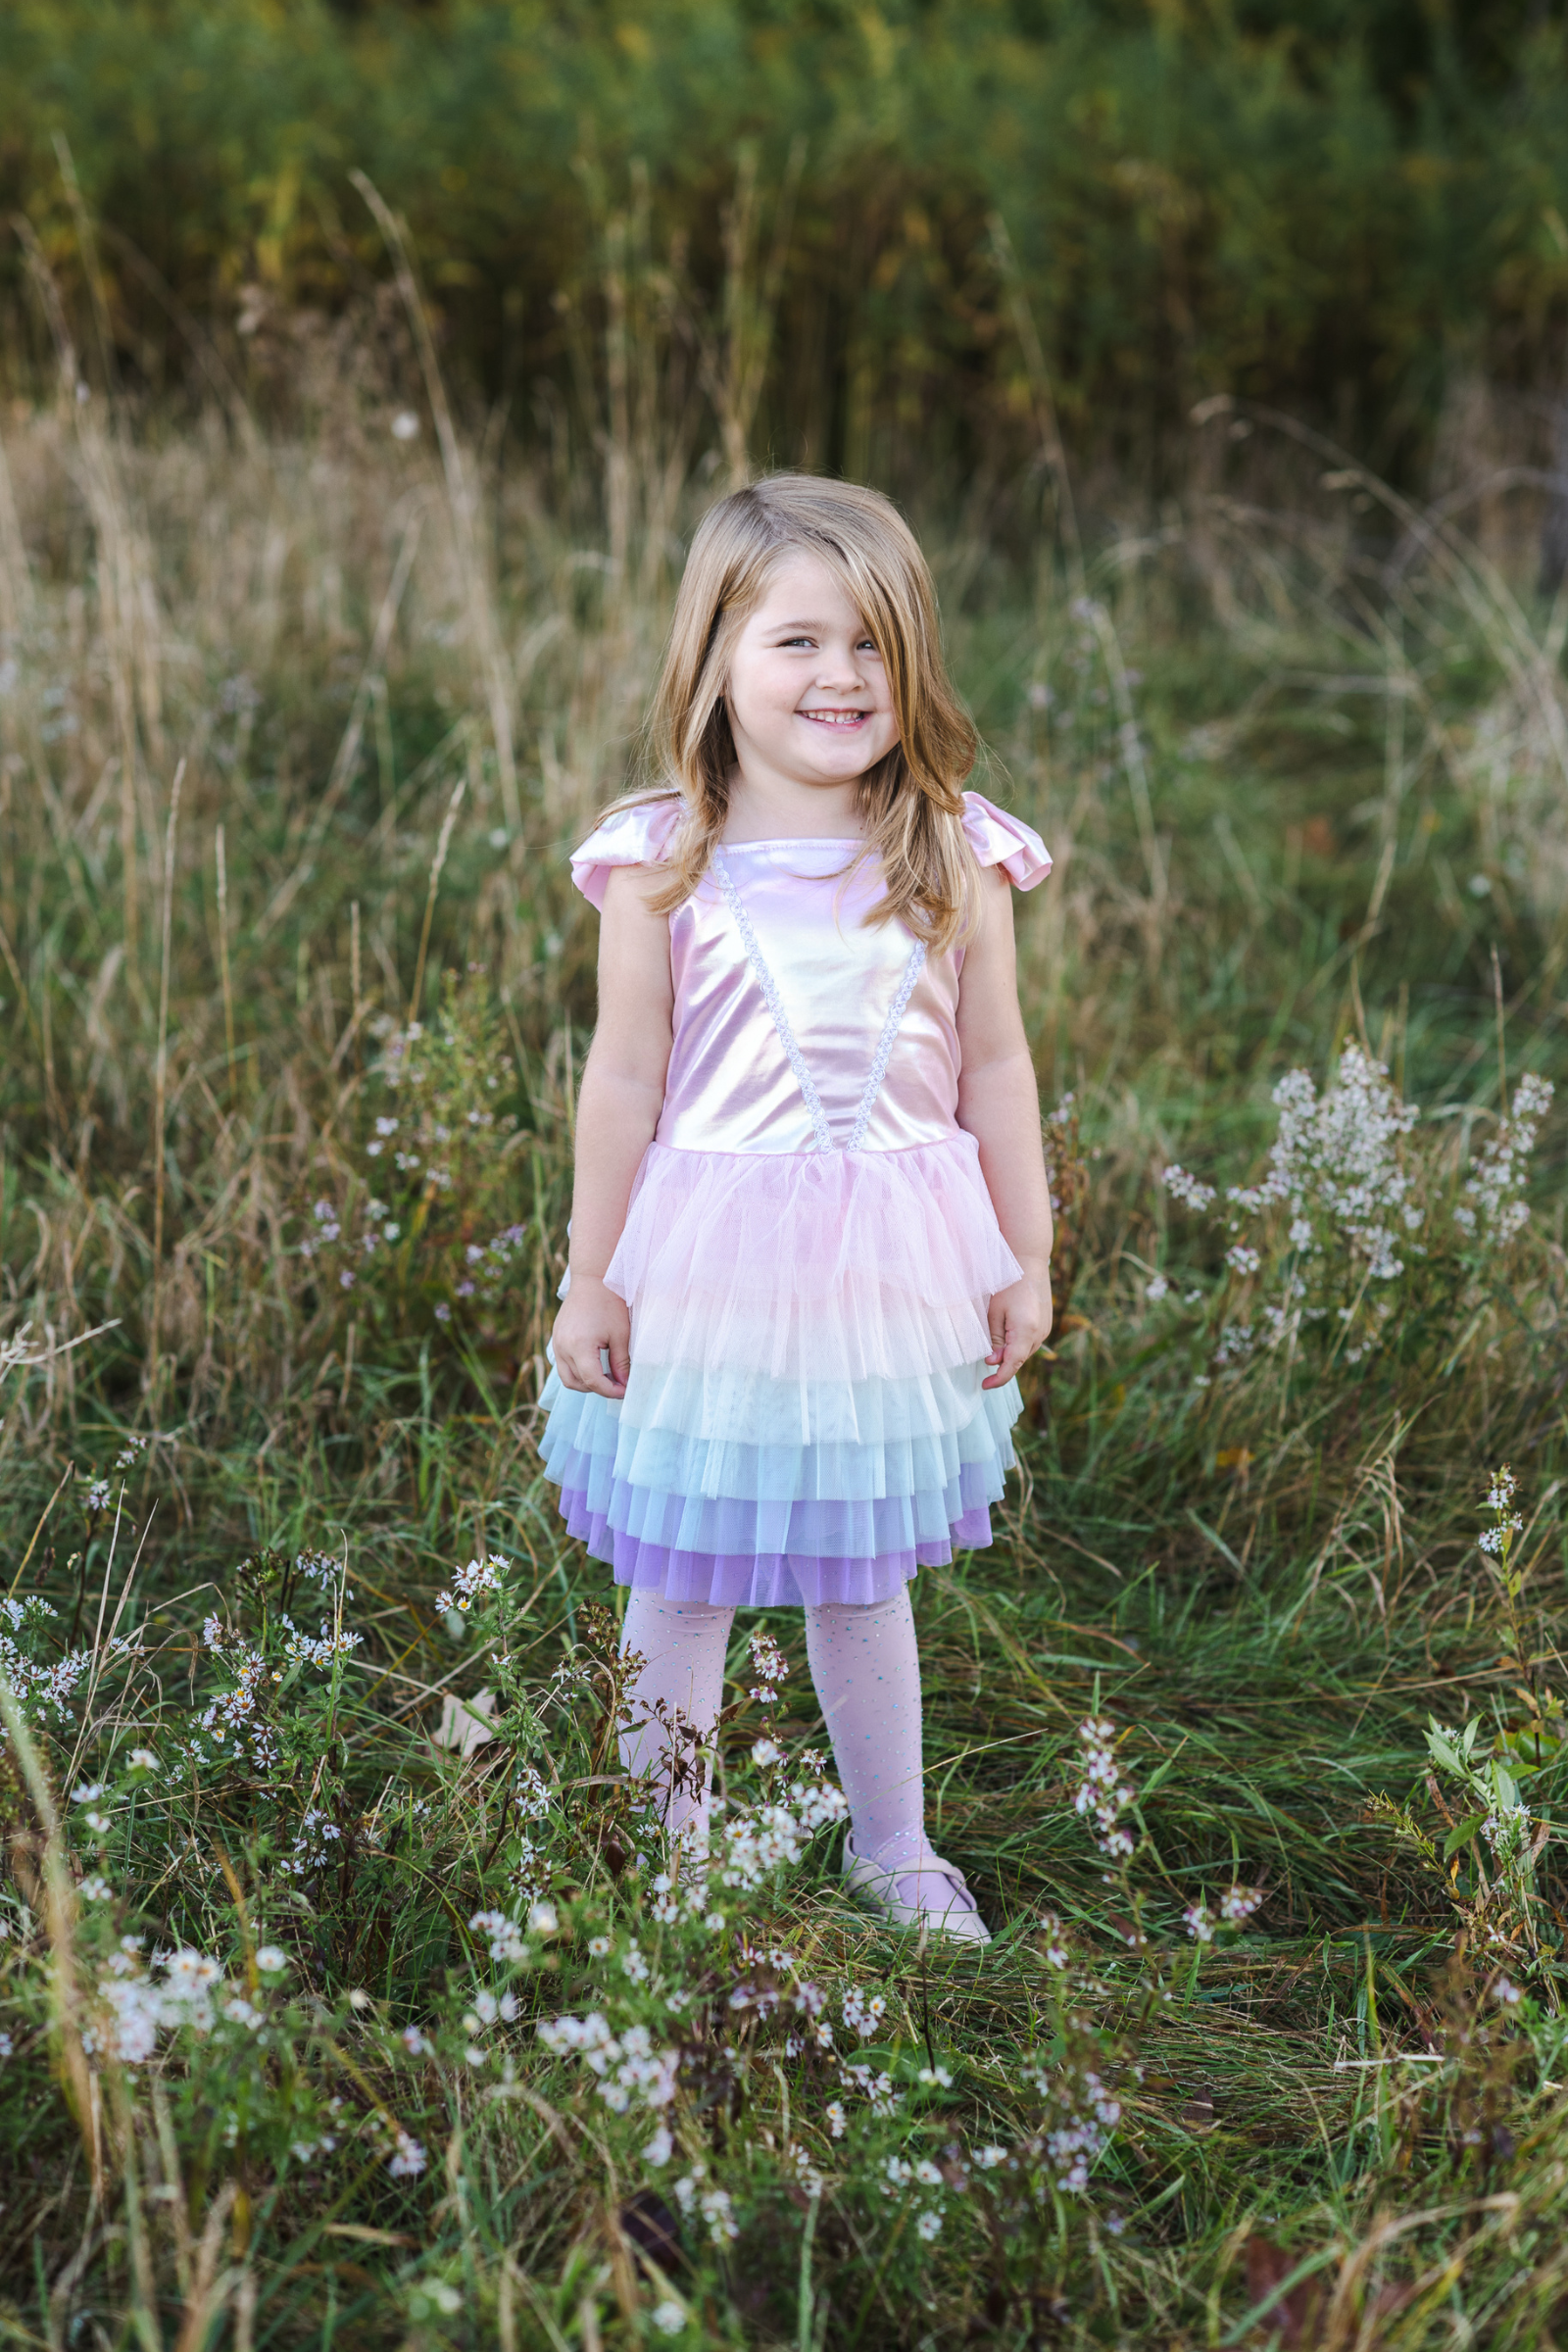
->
xmin=435 ymin=1555 xmax=508 ymax=1615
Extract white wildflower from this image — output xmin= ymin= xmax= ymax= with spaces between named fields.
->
xmin=1161 ymin=1165 xmax=1217 ymax=1211
xmin=434 ymin=1555 xmax=508 ymax=1615
xmin=469 ymin=1910 xmax=527 ymax=1964
xmin=1074 ymin=1718 xmax=1137 ymax=1861
xmin=1459 ymin=1076 xmax=1553 ymax=1247
xmin=1039 ymin=1912 xmax=1070 ymax=1969
xmin=748 ymin=1629 xmax=790 ymax=1706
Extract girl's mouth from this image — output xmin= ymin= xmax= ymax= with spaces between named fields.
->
xmin=800 ymin=709 xmax=867 ymax=727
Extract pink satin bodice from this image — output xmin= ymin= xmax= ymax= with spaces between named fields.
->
xmin=569 ymin=792 xmax=1052 ymax=1157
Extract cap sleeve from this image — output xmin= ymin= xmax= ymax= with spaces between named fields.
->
xmin=568 ymin=797 xmax=685 ymax=910
xmin=960 ymin=791 xmax=1052 ymax=890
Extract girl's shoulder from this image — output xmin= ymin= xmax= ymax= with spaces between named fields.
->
xmin=958 ymin=791 xmax=1053 ymax=890
xmin=568 ymin=795 xmax=685 ymax=910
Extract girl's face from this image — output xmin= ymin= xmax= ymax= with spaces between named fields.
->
xmin=722 ymin=552 xmax=899 ymax=796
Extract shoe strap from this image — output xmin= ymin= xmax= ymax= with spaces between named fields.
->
xmin=856 ymin=1833 xmax=970 ymax=1897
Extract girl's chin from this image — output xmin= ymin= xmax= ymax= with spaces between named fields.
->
xmin=790 ymin=727 xmax=895 ymax=769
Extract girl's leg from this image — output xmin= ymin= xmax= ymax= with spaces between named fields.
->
xmin=619 ymin=1589 xmax=735 ymax=1847
xmin=804 ymin=1585 xmax=982 ymax=1920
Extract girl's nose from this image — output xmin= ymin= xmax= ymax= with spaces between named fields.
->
xmin=814 ymin=644 xmax=868 ymax=688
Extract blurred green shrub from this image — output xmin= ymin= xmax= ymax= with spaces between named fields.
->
xmin=4 ymin=0 xmax=1568 ymax=478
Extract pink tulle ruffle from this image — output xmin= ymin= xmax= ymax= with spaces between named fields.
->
xmin=607 ymin=1131 xmax=1020 ymax=1382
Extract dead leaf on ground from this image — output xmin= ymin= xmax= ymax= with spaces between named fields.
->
xmin=1244 ymin=2238 xmax=1326 ymax=2349
xmin=433 ymin=1688 xmax=499 ymax=1756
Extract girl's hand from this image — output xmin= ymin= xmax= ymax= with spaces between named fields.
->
xmin=552 ymin=1276 xmax=631 ymax=1399
xmin=982 ymin=1271 xmax=1053 ymax=1391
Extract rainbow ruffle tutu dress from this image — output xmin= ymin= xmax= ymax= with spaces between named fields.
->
xmin=538 ymin=792 xmax=1052 ymax=1609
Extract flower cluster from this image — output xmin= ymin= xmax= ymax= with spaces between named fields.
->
xmin=536 ymin=2011 xmax=680 ymax=2118
xmin=0 ymin=1596 xmax=90 ymax=1727
xmin=713 ymin=1776 xmax=849 ymax=1890
xmin=451 ymin=1225 xmax=531 ymax=1308
xmin=468 ymin=1901 xmax=558 ymax=1963
xmin=1454 ymin=1075 xmax=1554 ymax=1243
xmin=881 ymin=2151 xmax=951 ymax=2239
xmin=195 ymin=1638 xmax=277 ymax=1770
xmin=1479 ymin=1464 xmax=1523 ymax=1559
xmin=1244 ymin=1048 xmax=1422 ymax=1283
xmin=1024 ymin=2055 xmax=1124 ymax=2195
xmin=1483 ymin=1795 xmax=1534 ymax=1871
xmin=281 ymin=1806 xmax=344 ymax=1878
xmin=1039 ymin=1912 xmax=1071 ymax=1970
xmin=1183 ymin=1885 xmax=1264 ymax=1941
xmin=748 ymin=1629 xmax=790 ymax=1707
xmin=436 ymin=1555 xmax=507 ymax=1615
xmin=671 ymin=2162 xmax=739 ymax=2244
xmin=293 ymin=1550 xmax=344 ymax=1591
xmin=278 ymin=1616 xmax=364 ymax=1670
xmin=842 ymin=1984 xmax=888 ymax=2038
xmin=85 ymin=1939 xmax=268 ymax=2066
xmin=1160 ymin=1165 xmax=1217 ymax=1212
xmin=1159 ymin=1051 xmax=1553 ymax=1384
xmin=1074 ymin=1718 xmax=1136 ymax=1863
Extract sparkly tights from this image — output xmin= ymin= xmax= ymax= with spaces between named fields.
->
xmin=617 ymin=1585 xmax=967 ymax=1912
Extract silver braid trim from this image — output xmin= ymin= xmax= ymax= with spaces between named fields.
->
xmin=847 ymin=941 xmax=926 ymax=1153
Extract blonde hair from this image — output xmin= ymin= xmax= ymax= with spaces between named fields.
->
xmin=607 ymin=473 xmax=981 ymax=953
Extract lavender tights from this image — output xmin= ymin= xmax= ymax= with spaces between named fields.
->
xmin=617 ymin=1585 xmax=975 ymax=1916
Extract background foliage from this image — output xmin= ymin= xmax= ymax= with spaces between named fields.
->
xmin=6 ymin=0 xmax=1568 ymax=484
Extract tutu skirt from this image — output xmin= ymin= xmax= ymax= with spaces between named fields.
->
xmin=538 ymin=1132 xmax=1025 ymax=1607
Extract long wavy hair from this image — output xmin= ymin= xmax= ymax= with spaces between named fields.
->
xmin=604 ymin=473 xmax=983 ymax=952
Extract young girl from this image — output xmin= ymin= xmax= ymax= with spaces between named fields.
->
xmin=539 ymin=474 xmax=1053 ymax=1943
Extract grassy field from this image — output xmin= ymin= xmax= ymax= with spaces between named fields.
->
xmin=3 ymin=358 xmax=1568 ymax=2351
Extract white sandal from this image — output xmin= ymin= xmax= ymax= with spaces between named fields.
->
xmin=842 ymin=1831 xmax=993 ymax=1945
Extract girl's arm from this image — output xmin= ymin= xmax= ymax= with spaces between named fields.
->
xmin=551 ymin=865 xmax=674 ymax=1398
xmin=955 ymin=862 xmax=1054 ymax=1391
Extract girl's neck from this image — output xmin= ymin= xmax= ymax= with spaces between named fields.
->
xmin=720 ymin=766 xmax=864 ymax=844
